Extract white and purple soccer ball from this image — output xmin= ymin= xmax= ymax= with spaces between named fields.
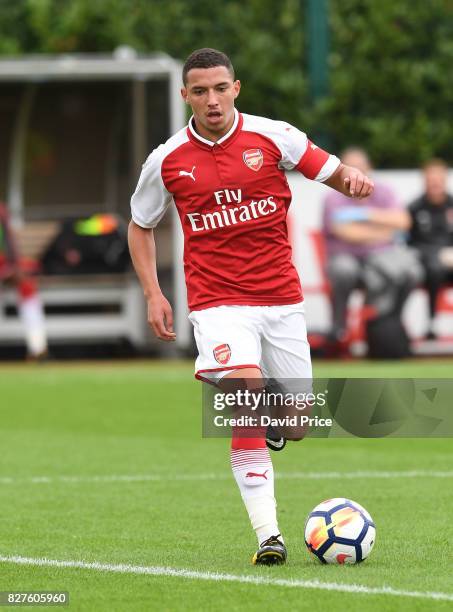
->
xmin=304 ymin=498 xmax=376 ymax=564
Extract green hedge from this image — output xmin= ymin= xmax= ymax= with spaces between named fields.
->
xmin=0 ymin=0 xmax=451 ymax=166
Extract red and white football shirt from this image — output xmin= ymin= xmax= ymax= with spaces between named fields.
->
xmin=131 ymin=110 xmax=340 ymax=311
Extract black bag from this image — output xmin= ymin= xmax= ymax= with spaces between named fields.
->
xmin=366 ymin=313 xmax=410 ymax=359
xmin=41 ymin=214 xmax=130 ymax=275
xmin=363 ymin=254 xmax=413 ymax=359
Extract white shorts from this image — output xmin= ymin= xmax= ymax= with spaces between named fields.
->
xmin=189 ymin=302 xmax=312 ymax=384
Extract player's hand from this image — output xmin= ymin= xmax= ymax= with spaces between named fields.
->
xmin=147 ymin=293 xmax=176 ymax=341
xmin=343 ymin=168 xmax=374 ymax=199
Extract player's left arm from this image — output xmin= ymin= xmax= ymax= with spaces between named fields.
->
xmin=323 ymin=163 xmax=374 ymax=200
xmin=283 ymin=130 xmax=373 ymax=199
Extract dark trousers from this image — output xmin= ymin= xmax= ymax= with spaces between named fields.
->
xmin=419 ymin=247 xmax=453 ymax=318
xmin=327 ymin=247 xmax=423 ymax=334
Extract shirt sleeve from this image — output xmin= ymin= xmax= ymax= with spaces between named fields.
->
xmin=130 ymin=146 xmax=173 ymax=229
xmin=276 ymin=122 xmax=340 ymax=182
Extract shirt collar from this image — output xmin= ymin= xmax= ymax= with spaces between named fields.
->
xmin=188 ymin=108 xmax=240 ymax=148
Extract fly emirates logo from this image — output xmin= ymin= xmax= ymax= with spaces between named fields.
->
xmin=186 ymin=189 xmax=277 ymax=233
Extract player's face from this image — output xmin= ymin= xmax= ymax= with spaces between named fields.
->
xmin=181 ymin=66 xmax=241 ymax=141
xmin=424 ymin=166 xmax=448 ymax=204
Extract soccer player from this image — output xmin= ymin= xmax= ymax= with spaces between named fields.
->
xmin=128 ymin=48 xmax=373 ymax=565
xmin=0 ymin=203 xmax=48 ymax=359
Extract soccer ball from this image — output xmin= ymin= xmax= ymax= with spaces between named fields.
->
xmin=304 ymin=498 xmax=376 ymax=564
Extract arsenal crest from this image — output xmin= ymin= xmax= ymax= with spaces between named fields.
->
xmin=243 ymin=149 xmax=263 ymax=172
xmin=213 ymin=343 xmax=231 ymax=365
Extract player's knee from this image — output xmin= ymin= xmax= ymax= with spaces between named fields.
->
xmin=219 ymin=367 xmax=264 ymax=394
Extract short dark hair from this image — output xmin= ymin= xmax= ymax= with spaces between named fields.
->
xmin=423 ymin=158 xmax=448 ymax=172
xmin=182 ymin=48 xmax=234 ymax=85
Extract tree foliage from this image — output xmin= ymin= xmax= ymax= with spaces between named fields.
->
xmin=323 ymin=0 xmax=453 ymax=166
xmin=0 ymin=0 xmax=452 ymax=166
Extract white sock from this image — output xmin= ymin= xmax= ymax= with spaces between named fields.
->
xmin=19 ymin=296 xmax=48 ymax=356
xmin=231 ymin=447 xmax=282 ymax=545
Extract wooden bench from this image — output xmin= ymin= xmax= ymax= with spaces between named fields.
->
xmin=0 ymin=222 xmax=149 ymax=349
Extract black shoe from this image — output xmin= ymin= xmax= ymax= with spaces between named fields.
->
xmin=252 ymin=534 xmax=287 ymax=565
xmin=265 ymin=425 xmax=286 ymax=452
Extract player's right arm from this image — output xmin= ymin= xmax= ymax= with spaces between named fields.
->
xmin=128 ymin=222 xmax=176 ymax=341
xmin=129 ymin=147 xmax=176 ymax=342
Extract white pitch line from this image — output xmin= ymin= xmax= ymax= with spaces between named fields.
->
xmin=0 ymin=555 xmax=452 ymax=602
xmin=281 ymin=470 xmax=453 ymax=479
xmin=1 ymin=470 xmax=453 ymax=486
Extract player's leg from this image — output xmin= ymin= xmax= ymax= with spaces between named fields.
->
xmin=16 ymin=276 xmax=48 ymax=358
xmin=189 ymin=306 xmax=286 ymax=564
xmin=234 ymin=302 xmax=313 ymax=561
xmin=421 ymin=248 xmax=448 ymax=334
xmin=1 ymin=266 xmax=48 ymax=359
xmin=221 ymin=367 xmax=286 ymax=565
xmin=260 ymin=302 xmax=313 ymax=442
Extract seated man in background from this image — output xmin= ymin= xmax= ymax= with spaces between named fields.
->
xmin=408 ymin=159 xmax=453 ymax=339
xmin=322 ymin=148 xmax=421 ymax=355
xmin=0 ymin=203 xmax=48 ymax=358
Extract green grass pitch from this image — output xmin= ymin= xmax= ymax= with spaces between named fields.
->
xmin=0 ymin=359 xmax=452 ymax=611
